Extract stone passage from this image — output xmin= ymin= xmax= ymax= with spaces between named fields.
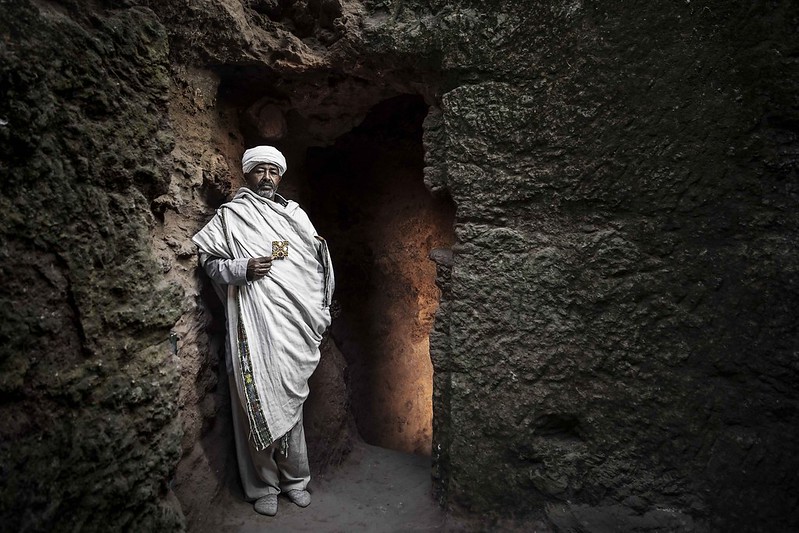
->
xmin=305 ymin=95 xmax=456 ymax=456
xmin=172 ymin=60 xmax=456 ymax=527
xmin=218 ymin=78 xmax=457 ymax=455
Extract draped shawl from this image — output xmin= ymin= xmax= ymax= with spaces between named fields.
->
xmin=192 ymin=188 xmax=334 ymax=450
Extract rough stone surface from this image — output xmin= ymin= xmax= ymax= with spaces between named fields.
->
xmin=4 ymin=0 xmax=798 ymax=532
xmin=393 ymin=2 xmax=799 ymax=531
xmin=0 ymin=2 xmax=184 ymax=531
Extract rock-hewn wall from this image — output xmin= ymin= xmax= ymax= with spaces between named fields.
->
xmin=0 ymin=2 xmax=184 ymax=531
xmin=3 ymin=0 xmax=797 ymax=531
xmin=370 ymin=1 xmax=798 ymax=530
xmin=164 ymin=3 xmax=799 ymax=528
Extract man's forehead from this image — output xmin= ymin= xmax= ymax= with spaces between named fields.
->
xmin=252 ymin=162 xmax=280 ymax=170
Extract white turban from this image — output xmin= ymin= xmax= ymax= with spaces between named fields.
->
xmin=242 ymin=146 xmax=287 ymax=176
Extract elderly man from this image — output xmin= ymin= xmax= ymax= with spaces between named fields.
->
xmin=192 ymin=146 xmax=334 ymax=517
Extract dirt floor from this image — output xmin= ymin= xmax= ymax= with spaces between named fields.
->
xmin=179 ymin=429 xmax=558 ymax=533
xmin=189 ymin=442 xmax=449 ymax=532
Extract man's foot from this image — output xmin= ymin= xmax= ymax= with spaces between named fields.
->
xmin=254 ymin=494 xmax=278 ymax=516
xmin=285 ymin=489 xmax=311 ymax=507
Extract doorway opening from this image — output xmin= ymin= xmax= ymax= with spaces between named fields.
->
xmin=212 ymin=67 xmax=457 ymax=460
xmin=173 ymin=69 xmax=457 ymax=529
xmin=302 ymin=95 xmax=456 ymax=455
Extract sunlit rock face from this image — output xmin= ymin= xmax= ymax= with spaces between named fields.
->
xmin=2 ymin=0 xmax=797 ymax=532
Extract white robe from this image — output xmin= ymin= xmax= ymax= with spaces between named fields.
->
xmin=192 ymin=188 xmax=334 ymax=450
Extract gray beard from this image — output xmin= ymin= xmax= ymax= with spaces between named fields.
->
xmin=255 ymin=179 xmax=276 ymax=199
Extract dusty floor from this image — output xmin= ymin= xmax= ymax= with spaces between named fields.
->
xmin=183 ymin=439 xmax=554 ymax=533
xmin=189 ymin=442 xmax=447 ymax=532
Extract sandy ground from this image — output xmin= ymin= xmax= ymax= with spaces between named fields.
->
xmin=190 ymin=442 xmax=450 ymax=532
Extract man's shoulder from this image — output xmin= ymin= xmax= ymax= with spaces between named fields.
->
xmin=222 ymin=189 xmax=307 ymax=219
xmin=276 ymin=195 xmax=305 ymax=214
xmin=219 ymin=188 xmax=252 ymax=209
xmin=288 ymin=200 xmax=310 ymax=218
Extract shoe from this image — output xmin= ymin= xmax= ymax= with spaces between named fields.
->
xmin=285 ymin=489 xmax=311 ymax=507
xmin=254 ymin=494 xmax=278 ymax=516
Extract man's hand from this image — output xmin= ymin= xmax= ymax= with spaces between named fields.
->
xmin=246 ymin=256 xmax=273 ymax=281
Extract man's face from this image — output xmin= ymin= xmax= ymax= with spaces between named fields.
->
xmin=245 ymin=163 xmax=282 ymax=199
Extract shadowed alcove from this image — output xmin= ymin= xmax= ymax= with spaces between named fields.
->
xmin=211 ymin=69 xmax=456 ymax=465
xmin=168 ymin=65 xmax=460 ymax=528
xmin=303 ymin=95 xmax=456 ymax=455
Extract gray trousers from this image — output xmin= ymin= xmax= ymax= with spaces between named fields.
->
xmin=229 ymin=375 xmax=311 ymax=500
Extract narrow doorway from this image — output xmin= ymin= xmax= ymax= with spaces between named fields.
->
xmin=304 ymin=95 xmax=455 ymax=455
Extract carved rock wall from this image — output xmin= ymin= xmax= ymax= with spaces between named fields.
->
xmin=385 ymin=2 xmax=798 ymax=530
xmin=0 ymin=2 xmax=184 ymax=531
xmin=2 ymin=0 xmax=797 ymax=532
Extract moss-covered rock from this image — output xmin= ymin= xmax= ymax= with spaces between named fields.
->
xmin=0 ymin=2 xmax=183 ymax=531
